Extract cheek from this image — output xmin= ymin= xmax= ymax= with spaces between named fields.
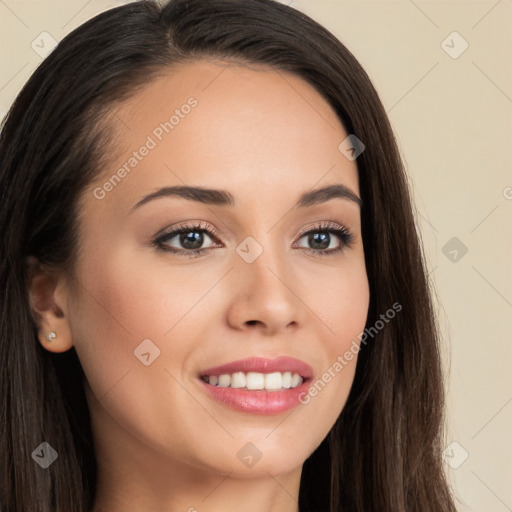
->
xmin=299 ymin=253 xmax=370 ymax=344
xmin=67 ymin=241 xmax=227 ymax=398
xmin=70 ymin=241 xmax=200 ymax=344
xmin=67 ymin=248 xmax=212 ymax=463
xmin=293 ymin=256 xmax=369 ymax=427
xmin=66 ymin=245 xmax=166 ymax=397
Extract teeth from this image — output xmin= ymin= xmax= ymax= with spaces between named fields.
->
xmin=203 ymin=371 xmax=304 ymax=390
xmin=218 ymin=374 xmax=231 ymax=387
xmin=264 ymin=372 xmax=282 ymax=390
xmin=247 ymin=372 xmax=264 ymax=390
xmin=230 ymin=371 xmax=246 ymax=388
xmin=291 ymin=372 xmax=302 ymax=387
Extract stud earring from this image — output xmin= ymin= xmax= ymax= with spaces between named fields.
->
xmin=46 ymin=331 xmax=57 ymax=343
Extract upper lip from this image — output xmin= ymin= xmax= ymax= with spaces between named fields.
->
xmin=199 ymin=356 xmax=313 ymax=379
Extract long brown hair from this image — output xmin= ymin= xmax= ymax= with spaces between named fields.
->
xmin=0 ymin=1 xmax=456 ymax=510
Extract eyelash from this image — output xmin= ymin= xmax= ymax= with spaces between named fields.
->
xmin=152 ymin=220 xmax=355 ymax=259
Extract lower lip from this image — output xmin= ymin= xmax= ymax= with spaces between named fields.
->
xmin=198 ymin=378 xmax=312 ymax=415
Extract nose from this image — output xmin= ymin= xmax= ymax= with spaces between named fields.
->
xmin=226 ymin=245 xmax=303 ymax=336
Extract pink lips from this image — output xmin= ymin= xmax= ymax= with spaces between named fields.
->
xmin=197 ymin=356 xmax=314 ymax=415
xmin=199 ymin=356 xmax=313 ymax=378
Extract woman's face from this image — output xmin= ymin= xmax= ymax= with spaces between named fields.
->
xmin=61 ymin=60 xmax=369 ymax=479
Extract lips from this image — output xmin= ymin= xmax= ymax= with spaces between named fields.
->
xmin=199 ymin=356 xmax=314 ymax=379
xmin=198 ymin=377 xmax=312 ymax=415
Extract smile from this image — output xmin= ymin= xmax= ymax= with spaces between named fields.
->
xmin=200 ymin=371 xmax=304 ymax=391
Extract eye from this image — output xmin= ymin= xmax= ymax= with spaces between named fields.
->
xmin=152 ymin=220 xmax=355 ymax=258
xmin=152 ymin=221 xmax=220 ymax=258
xmin=293 ymin=221 xmax=354 ymax=255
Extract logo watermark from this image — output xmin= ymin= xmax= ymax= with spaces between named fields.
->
xmin=298 ymin=302 xmax=402 ymax=405
xmin=93 ymin=97 xmax=198 ymax=200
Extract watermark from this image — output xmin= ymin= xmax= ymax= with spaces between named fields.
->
xmin=442 ymin=441 xmax=469 ymax=469
xmin=31 ymin=31 xmax=58 ymax=59
xmin=134 ymin=338 xmax=161 ymax=366
xmin=339 ymin=134 xmax=365 ymax=161
xmin=236 ymin=236 xmax=264 ymax=263
xmin=441 ymin=31 xmax=468 ymax=60
xmin=442 ymin=236 xmax=468 ymax=263
xmin=32 ymin=442 xmax=58 ymax=468
xmin=298 ymin=301 xmax=402 ymax=405
xmin=236 ymin=442 xmax=262 ymax=468
xmin=93 ymin=97 xmax=198 ymax=200
xmin=503 ymin=186 xmax=512 ymax=200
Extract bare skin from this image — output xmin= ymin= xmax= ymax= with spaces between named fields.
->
xmin=28 ymin=60 xmax=370 ymax=512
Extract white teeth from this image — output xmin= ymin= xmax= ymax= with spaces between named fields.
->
xmin=217 ymin=374 xmax=231 ymax=387
xmin=264 ymin=372 xmax=282 ymax=390
xmin=246 ymin=372 xmax=265 ymax=390
xmin=203 ymin=371 xmax=304 ymax=390
xmin=230 ymin=371 xmax=246 ymax=388
xmin=291 ymin=373 xmax=302 ymax=388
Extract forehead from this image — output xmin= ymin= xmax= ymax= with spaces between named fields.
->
xmin=85 ymin=59 xmax=359 ymax=214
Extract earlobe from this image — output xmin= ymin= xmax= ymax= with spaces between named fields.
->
xmin=36 ymin=326 xmax=73 ymax=353
xmin=26 ymin=256 xmax=74 ymax=353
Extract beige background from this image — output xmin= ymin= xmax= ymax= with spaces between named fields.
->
xmin=1 ymin=0 xmax=511 ymax=510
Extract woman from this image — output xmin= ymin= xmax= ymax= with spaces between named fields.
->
xmin=0 ymin=0 xmax=457 ymax=510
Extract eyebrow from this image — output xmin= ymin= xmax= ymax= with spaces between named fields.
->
xmin=129 ymin=183 xmax=362 ymax=213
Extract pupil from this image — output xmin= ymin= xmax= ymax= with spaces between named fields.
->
xmin=181 ymin=231 xmax=203 ymax=249
xmin=309 ymin=232 xmax=329 ymax=250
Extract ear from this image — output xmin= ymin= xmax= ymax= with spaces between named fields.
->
xmin=26 ymin=256 xmax=74 ymax=353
